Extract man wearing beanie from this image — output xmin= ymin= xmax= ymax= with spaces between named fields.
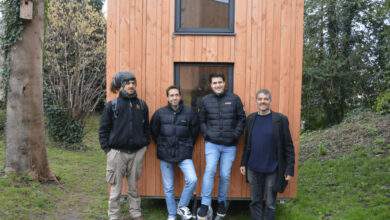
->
xmin=99 ymin=71 xmax=150 ymax=220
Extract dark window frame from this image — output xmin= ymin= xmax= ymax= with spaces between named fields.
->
xmin=174 ymin=0 xmax=235 ymax=35
xmin=174 ymin=62 xmax=234 ymax=93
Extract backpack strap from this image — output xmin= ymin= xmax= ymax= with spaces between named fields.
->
xmin=111 ymin=99 xmax=118 ymax=119
xmin=138 ymin=99 xmax=146 ymax=111
xmin=112 ymin=98 xmax=146 ymax=119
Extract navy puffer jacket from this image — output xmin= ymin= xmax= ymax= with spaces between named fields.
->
xmin=199 ymin=92 xmax=246 ymax=146
xmin=151 ymin=102 xmax=199 ymax=162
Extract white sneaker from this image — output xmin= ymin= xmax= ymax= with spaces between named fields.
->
xmin=167 ymin=216 xmax=176 ymax=220
xmin=177 ymin=206 xmax=192 ymax=220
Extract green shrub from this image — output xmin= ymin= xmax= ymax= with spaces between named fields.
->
xmin=318 ymin=142 xmax=328 ymax=156
xmin=374 ymin=90 xmax=390 ymax=114
xmin=302 ymin=107 xmax=327 ymax=131
xmin=0 ymin=108 xmax=6 ymax=133
xmin=45 ymin=105 xmax=85 ymax=150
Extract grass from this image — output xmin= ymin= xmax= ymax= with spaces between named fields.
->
xmin=277 ymin=146 xmax=390 ymax=220
xmin=0 ymin=115 xmax=108 ymax=220
xmin=0 ymin=111 xmax=389 ymax=219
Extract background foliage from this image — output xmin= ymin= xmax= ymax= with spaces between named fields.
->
xmin=302 ymin=0 xmax=389 ymax=130
xmin=43 ymin=0 xmax=106 ymax=148
xmin=0 ymin=0 xmax=23 ymax=105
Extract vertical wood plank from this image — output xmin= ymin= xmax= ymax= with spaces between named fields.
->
xmin=235 ymin=0 xmax=248 ymax=198
xmin=129 ymin=0 xmax=136 ymax=69
xmin=135 ymin=0 xmax=147 ymax=195
xmin=154 ymin=0 xmax=164 ymax=197
xmin=106 ymin=0 xmax=117 ymax=101
xmin=230 ymin=34 xmax=235 ymax=63
xmin=259 ymin=0 xmax=267 ymax=98
xmin=133 ymin=0 xmax=143 ymax=80
xmin=291 ymin=0 xmax=304 ymax=197
xmin=250 ymin=0 xmax=259 ymax=111
xmin=243 ymin=0 xmax=252 ymax=109
xmin=180 ymin=37 xmax=186 ymax=61
xmin=139 ymin=0 xmax=147 ymax=99
xmin=145 ymin=0 xmax=158 ymax=196
xmin=264 ymin=0 xmax=274 ymax=96
xmin=279 ymin=0 xmax=292 ymax=116
xmin=173 ymin=37 xmax=181 ymax=61
xmin=278 ymin=0 xmax=293 ymax=197
xmin=206 ymin=36 xmax=218 ymax=61
xmin=201 ymin=36 xmax=207 ymax=62
xmin=271 ymin=0 xmax=281 ymax=112
xmin=115 ymin=0 xmax=120 ymax=77
xmin=184 ymin=36 xmax=195 ymax=61
xmin=161 ymin=0 xmax=174 ymax=93
xmin=119 ymin=0 xmax=130 ymax=70
xmin=194 ymin=37 xmax=203 ymax=62
xmin=217 ymin=37 xmax=222 ymax=61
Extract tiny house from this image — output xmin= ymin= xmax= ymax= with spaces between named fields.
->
xmin=106 ymin=0 xmax=304 ymax=199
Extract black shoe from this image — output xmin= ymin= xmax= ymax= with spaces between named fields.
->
xmin=197 ymin=204 xmax=209 ymax=219
xmin=216 ymin=201 xmax=227 ymax=217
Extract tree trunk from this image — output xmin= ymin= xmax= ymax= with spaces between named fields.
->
xmin=5 ymin=0 xmax=55 ymax=181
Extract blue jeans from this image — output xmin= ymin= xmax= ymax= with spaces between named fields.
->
xmin=200 ymin=142 xmax=237 ymax=206
xmin=160 ymin=159 xmax=198 ymax=218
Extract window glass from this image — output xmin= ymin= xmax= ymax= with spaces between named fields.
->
xmin=174 ymin=63 xmax=233 ymax=111
xmin=176 ymin=0 xmax=234 ymax=33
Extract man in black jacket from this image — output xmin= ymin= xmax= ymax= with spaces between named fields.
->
xmin=240 ymin=89 xmax=295 ymax=220
xmin=99 ymin=71 xmax=150 ymax=220
xmin=197 ymin=73 xmax=246 ymax=219
xmin=151 ymin=85 xmax=199 ymax=220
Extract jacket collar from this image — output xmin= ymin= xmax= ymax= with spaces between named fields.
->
xmin=212 ymin=91 xmax=226 ymax=98
xmin=167 ymin=100 xmax=184 ymax=113
xmin=271 ymin=111 xmax=282 ymax=124
xmin=119 ymin=89 xmax=137 ymax=99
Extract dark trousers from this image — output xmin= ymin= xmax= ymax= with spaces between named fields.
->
xmin=247 ymin=169 xmax=277 ymax=220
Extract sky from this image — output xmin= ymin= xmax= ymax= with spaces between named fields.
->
xmin=102 ymin=0 xmax=107 ymax=18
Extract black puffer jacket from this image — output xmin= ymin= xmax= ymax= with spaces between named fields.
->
xmin=99 ymin=95 xmax=150 ymax=153
xmin=199 ymin=92 xmax=246 ymax=146
xmin=151 ymin=102 xmax=199 ymax=162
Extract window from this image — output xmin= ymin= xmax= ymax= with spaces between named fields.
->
xmin=174 ymin=63 xmax=234 ymax=111
xmin=175 ymin=0 xmax=235 ymax=34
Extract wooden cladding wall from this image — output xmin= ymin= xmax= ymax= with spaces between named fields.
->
xmin=106 ymin=0 xmax=304 ymax=198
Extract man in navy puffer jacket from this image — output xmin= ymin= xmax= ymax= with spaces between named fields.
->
xmin=151 ymin=85 xmax=199 ymax=220
xmin=197 ymin=73 xmax=246 ymax=220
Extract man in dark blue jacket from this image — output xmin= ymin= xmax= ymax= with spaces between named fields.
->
xmin=240 ymin=89 xmax=295 ymax=220
xmin=99 ymin=71 xmax=150 ymax=220
xmin=197 ymin=73 xmax=246 ymax=219
xmin=151 ymin=85 xmax=199 ymax=220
